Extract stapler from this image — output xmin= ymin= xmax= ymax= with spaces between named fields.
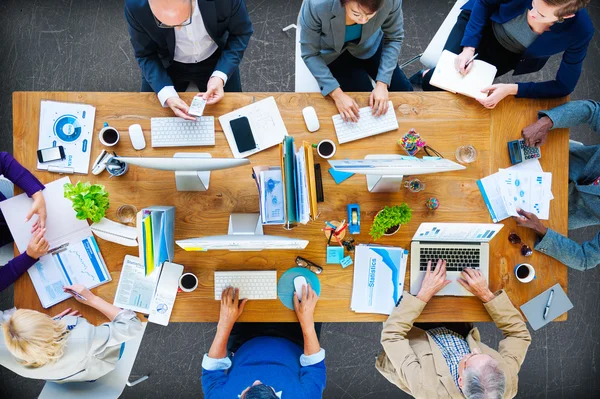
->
xmin=92 ymin=150 xmax=112 ymax=175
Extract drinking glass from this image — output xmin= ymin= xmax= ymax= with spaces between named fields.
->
xmin=455 ymin=145 xmax=478 ymax=164
xmin=117 ymin=204 xmax=137 ymax=224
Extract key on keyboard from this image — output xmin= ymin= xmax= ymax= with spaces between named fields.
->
xmin=151 ymin=117 xmax=215 ymax=148
xmin=332 ymin=100 xmax=399 ymax=144
xmin=419 ymin=247 xmax=481 ymax=272
xmin=214 ymin=271 xmax=277 ymax=300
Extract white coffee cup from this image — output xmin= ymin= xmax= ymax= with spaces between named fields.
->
xmin=315 ymin=139 xmax=336 ymax=159
xmin=514 ymin=263 xmax=536 ymax=283
xmin=178 ymin=273 xmax=198 ymax=292
xmin=99 ymin=123 xmax=120 ymax=147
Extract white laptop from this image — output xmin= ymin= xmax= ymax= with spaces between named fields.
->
xmin=409 ymin=223 xmax=503 ymax=296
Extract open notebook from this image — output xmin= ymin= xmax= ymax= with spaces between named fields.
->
xmin=430 ymin=50 xmax=497 ymax=100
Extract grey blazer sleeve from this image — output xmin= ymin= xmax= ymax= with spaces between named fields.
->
xmin=539 ymin=100 xmax=600 ymax=132
xmin=299 ymin=1 xmax=340 ymax=96
xmin=376 ymin=0 xmax=404 ymax=85
xmin=534 ymin=228 xmax=600 ymax=271
xmin=91 ymin=310 xmax=142 ymax=359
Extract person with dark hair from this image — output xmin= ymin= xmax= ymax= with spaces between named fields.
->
xmin=412 ymin=0 xmax=594 ymax=109
xmin=300 ymin=0 xmax=413 ymax=122
xmin=516 ymin=100 xmax=600 ymax=271
xmin=202 ymin=286 xmax=326 ymax=398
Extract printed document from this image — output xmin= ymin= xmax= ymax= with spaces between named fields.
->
xmin=114 ymin=255 xmax=160 ymax=313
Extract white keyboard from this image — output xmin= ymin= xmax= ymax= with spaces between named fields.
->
xmin=151 ymin=117 xmax=215 ymax=147
xmin=332 ymin=100 xmax=399 ymax=144
xmin=214 ymin=271 xmax=278 ymax=300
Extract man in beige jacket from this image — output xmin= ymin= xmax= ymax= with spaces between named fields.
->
xmin=376 ymin=260 xmax=531 ymax=398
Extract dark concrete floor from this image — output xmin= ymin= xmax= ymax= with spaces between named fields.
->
xmin=0 ymin=0 xmax=599 ymax=398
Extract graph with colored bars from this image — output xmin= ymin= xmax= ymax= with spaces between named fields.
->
xmin=416 ymin=224 xmax=500 ymax=241
xmin=418 ymin=226 xmax=442 ymax=237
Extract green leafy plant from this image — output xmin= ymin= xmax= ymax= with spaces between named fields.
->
xmin=63 ymin=181 xmax=110 ymax=223
xmin=370 ymin=204 xmax=412 ymax=241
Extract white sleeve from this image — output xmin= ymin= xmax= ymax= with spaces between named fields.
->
xmin=202 ymin=354 xmax=232 ymax=370
xmin=300 ymin=348 xmax=326 ymax=366
xmin=157 ymin=86 xmax=179 ymax=107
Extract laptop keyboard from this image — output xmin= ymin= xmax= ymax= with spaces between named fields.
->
xmin=419 ymin=247 xmax=481 ymax=272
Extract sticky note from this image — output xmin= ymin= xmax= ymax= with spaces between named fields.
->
xmin=326 ymin=246 xmax=344 ymax=264
xmin=328 ymin=168 xmax=354 ymax=184
xmin=340 ymin=256 xmax=353 ymax=268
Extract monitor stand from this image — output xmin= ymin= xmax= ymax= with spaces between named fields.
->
xmin=228 ymin=213 xmax=263 ymax=236
xmin=174 ymin=153 xmax=212 ymax=192
xmin=365 ymin=154 xmax=404 ymax=193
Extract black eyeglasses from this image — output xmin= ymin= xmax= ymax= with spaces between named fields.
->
xmin=153 ymin=0 xmax=193 ymax=28
xmin=295 ymin=256 xmax=323 ymax=274
xmin=508 ymin=232 xmax=533 ymax=257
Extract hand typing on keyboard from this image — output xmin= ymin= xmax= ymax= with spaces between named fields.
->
xmin=217 ymin=287 xmax=248 ymax=330
xmin=457 ymin=269 xmax=496 ymax=303
xmin=369 ymin=82 xmax=391 ymax=117
xmin=330 ymin=88 xmax=360 ymax=122
xmin=415 ymin=260 xmax=451 ymax=303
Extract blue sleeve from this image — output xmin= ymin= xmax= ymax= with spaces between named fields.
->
xmin=299 ymin=360 xmax=327 ymax=396
xmin=535 ymin=228 xmax=600 ymax=271
xmin=460 ymin=0 xmax=503 ymax=49
xmin=540 ymin=100 xmax=600 ymax=132
xmin=124 ymin=2 xmax=173 ymax=94
xmin=0 ymin=253 xmax=37 ymax=292
xmin=201 ymin=368 xmax=229 ymax=398
xmin=214 ymin=0 xmax=253 ymax=79
xmin=516 ymin=32 xmax=594 ymax=98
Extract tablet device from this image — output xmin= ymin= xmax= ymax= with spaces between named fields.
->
xmin=229 ymin=116 xmax=257 ymax=153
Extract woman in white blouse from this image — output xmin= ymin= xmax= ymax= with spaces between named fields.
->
xmin=0 ymin=284 xmax=142 ymax=382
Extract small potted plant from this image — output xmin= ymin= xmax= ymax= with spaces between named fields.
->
xmin=64 ymin=181 xmax=110 ymax=223
xmin=370 ymin=204 xmax=412 ymax=241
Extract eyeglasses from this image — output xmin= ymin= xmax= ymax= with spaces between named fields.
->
xmin=153 ymin=0 xmax=193 ymax=28
xmin=295 ymin=256 xmax=323 ymax=274
xmin=508 ymin=232 xmax=533 ymax=257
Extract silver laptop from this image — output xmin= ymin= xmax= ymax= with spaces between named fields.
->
xmin=410 ymin=223 xmax=503 ymax=296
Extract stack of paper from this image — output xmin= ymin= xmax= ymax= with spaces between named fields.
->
xmin=351 ymin=245 xmax=409 ymax=315
xmin=478 ymin=160 xmax=553 ymax=223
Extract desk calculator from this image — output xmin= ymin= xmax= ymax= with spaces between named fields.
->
xmin=508 ymin=139 xmax=542 ymax=165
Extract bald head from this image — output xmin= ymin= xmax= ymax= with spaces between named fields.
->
xmin=149 ymin=0 xmax=192 ymax=27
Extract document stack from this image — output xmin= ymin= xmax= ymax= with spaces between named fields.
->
xmin=252 ymin=137 xmax=319 ymax=227
xmin=477 ymin=160 xmax=553 ymax=223
xmin=351 ymin=245 xmax=409 ymax=315
xmin=136 ymin=206 xmax=175 ymax=275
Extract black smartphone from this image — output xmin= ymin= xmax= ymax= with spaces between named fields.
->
xmin=229 ymin=116 xmax=257 ymax=153
xmin=37 ymin=146 xmax=66 ymax=163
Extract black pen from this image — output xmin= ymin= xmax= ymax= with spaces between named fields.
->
xmin=543 ymin=289 xmax=554 ymax=320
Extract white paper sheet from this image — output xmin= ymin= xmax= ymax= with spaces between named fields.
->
xmin=113 ymin=255 xmax=160 ymax=313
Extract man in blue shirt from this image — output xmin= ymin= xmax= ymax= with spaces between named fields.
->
xmin=517 ymin=100 xmax=600 ymax=271
xmin=202 ymin=286 xmax=326 ymax=398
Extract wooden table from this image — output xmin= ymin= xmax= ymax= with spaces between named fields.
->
xmin=12 ymin=92 xmax=569 ymax=324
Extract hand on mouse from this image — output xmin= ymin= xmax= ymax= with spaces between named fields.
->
xmin=293 ymin=283 xmax=318 ymax=328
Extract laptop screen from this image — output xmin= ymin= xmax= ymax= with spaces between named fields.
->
xmin=412 ymin=223 xmax=503 ymax=243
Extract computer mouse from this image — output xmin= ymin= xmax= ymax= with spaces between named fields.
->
xmin=128 ymin=124 xmax=146 ymax=150
xmin=302 ymin=106 xmax=320 ymax=132
xmin=294 ymin=276 xmax=308 ymax=301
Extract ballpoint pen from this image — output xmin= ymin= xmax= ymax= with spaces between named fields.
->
xmin=465 ymin=53 xmax=479 ymax=67
xmin=543 ymin=289 xmax=554 ymax=320
xmin=64 ymin=289 xmax=87 ymax=301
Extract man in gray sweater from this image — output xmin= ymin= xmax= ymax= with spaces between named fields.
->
xmin=518 ymin=100 xmax=600 ymax=271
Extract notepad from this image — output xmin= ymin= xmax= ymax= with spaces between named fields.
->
xmin=430 ymin=50 xmax=497 ymax=100
xmin=520 ymin=284 xmax=573 ymax=330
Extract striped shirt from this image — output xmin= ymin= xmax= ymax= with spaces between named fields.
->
xmin=427 ymin=327 xmax=471 ymax=389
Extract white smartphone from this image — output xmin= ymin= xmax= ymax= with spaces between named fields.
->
xmin=188 ymin=96 xmax=207 ymax=117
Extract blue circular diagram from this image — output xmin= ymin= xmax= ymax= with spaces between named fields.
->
xmin=53 ymin=114 xmax=82 ymax=142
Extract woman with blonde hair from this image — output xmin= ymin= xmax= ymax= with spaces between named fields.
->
xmin=0 ymin=284 xmax=142 ymax=382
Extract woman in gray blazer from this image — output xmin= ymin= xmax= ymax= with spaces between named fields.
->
xmin=0 ymin=284 xmax=142 ymax=382
xmin=300 ymin=0 xmax=412 ymax=122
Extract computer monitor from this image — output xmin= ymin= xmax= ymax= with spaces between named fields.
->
xmin=114 ymin=153 xmax=250 ymax=192
xmin=328 ymin=155 xmax=466 ymax=192
xmin=176 ymin=213 xmax=309 ymax=251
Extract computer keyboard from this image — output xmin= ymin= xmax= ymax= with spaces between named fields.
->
xmin=419 ymin=247 xmax=481 ymax=272
xmin=214 ymin=270 xmax=278 ymax=300
xmin=151 ymin=117 xmax=215 ymax=148
xmin=332 ymin=101 xmax=399 ymax=144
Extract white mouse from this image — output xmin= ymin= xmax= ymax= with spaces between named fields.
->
xmin=128 ymin=124 xmax=146 ymax=150
xmin=302 ymin=106 xmax=320 ymax=132
xmin=294 ymin=276 xmax=308 ymax=301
